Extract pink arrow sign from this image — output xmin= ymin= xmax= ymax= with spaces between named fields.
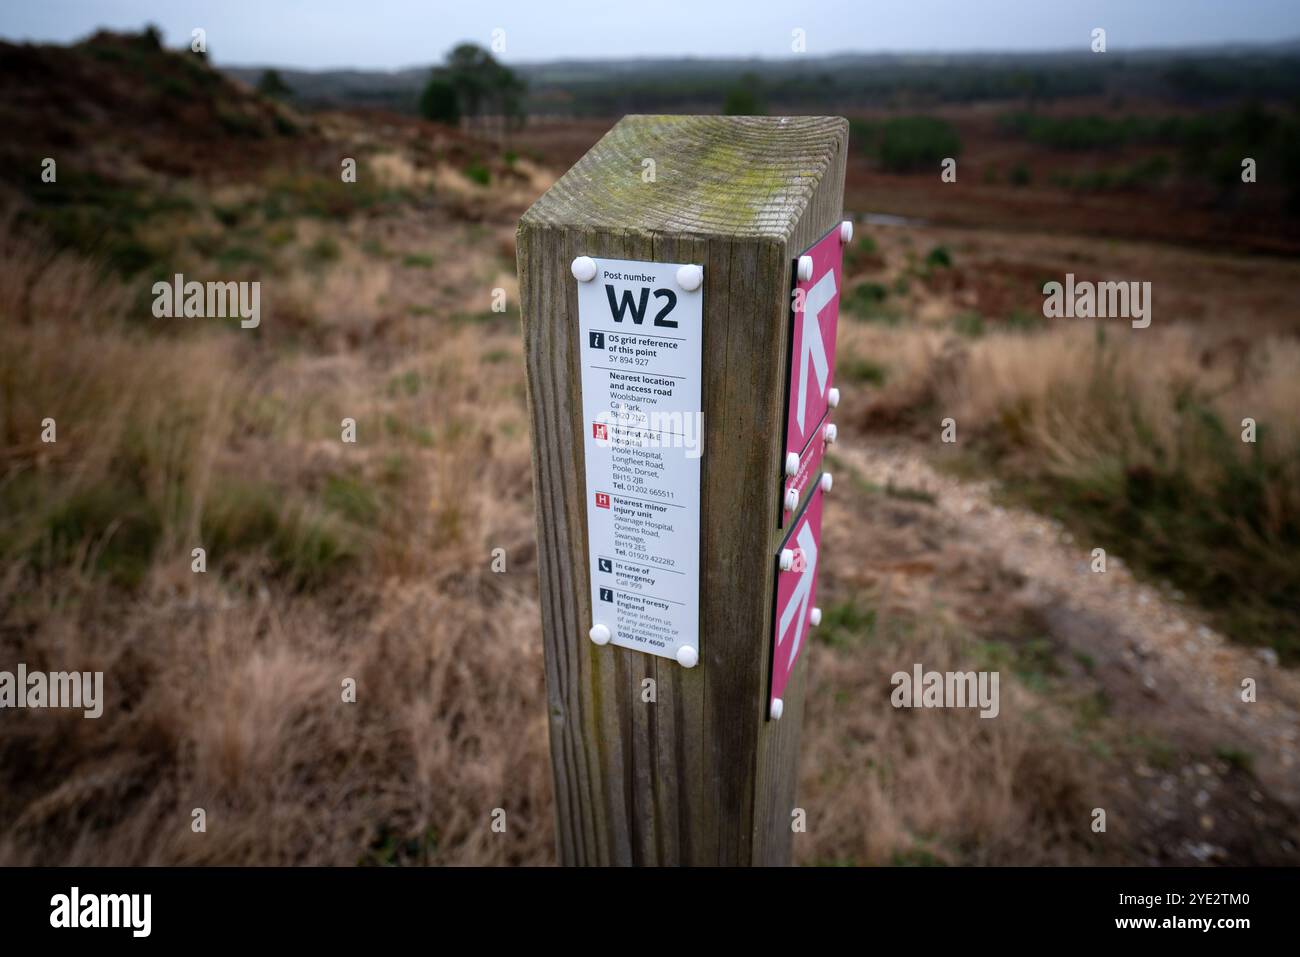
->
xmin=784 ymin=225 xmax=844 ymax=462
xmin=770 ymin=481 xmax=825 ymax=716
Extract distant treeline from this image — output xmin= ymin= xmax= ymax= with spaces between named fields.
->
xmin=999 ymin=103 xmax=1300 ymax=203
xmin=224 ymin=47 xmax=1300 ymax=118
xmin=999 ymin=104 xmax=1292 ymax=151
xmin=845 ymin=102 xmax=1300 ymax=209
xmin=524 ymin=50 xmax=1300 ymax=114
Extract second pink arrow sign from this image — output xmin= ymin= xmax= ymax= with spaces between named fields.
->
xmin=770 ymin=480 xmax=826 ymax=720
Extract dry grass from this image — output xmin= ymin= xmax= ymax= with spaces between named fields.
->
xmin=0 ymin=573 xmax=551 ymax=865
xmin=798 ymin=610 xmax=1106 ymax=866
xmin=942 ymin=326 xmax=1300 ymax=484
xmin=0 ymin=209 xmax=550 ymax=865
xmin=938 ymin=327 xmax=1300 ymax=655
xmin=841 ymin=228 xmax=1300 ymax=660
xmin=17 ymin=32 xmax=1278 ymax=867
xmin=3 ymin=122 xmax=1295 ymax=864
xmin=0 ymin=191 xmax=1125 ymax=867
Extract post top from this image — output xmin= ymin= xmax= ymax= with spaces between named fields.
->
xmin=520 ymin=114 xmax=848 ymax=241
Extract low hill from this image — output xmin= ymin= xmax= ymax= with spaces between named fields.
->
xmin=0 ymin=30 xmax=310 ymax=182
xmin=0 ymin=30 xmax=519 ymax=280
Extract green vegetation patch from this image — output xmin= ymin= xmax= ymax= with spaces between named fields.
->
xmin=855 ymin=116 xmax=963 ymax=173
xmin=995 ymin=401 xmax=1300 ymax=663
xmin=815 ymin=599 xmax=877 ymax=648
xmin=201 ymin=479 xmax=361 ymax=591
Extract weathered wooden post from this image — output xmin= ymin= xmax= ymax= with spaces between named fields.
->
xmin=517 ymin=115 xmax=848 ymax=865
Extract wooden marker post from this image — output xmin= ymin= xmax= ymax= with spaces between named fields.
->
xmin=517 ymin=115 xmax=848 ymax=865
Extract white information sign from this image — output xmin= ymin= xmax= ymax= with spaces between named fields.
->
xmin=575 ymin=257 xmax=704 ymax=666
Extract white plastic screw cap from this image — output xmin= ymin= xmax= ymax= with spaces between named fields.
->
xmin=810 ymin=607 xmax=823 ymax=626
xmin=824 ymin=423 xmax=838 ymax=444
xmin=571 ymin=256 xmax=597 ymax=282
xmin=820 ymin=473 xmax=833 ymax=493
xmin=840 ymin=220 xmax=854 ymax=244
xmin=676 ymin=645 xmax=699 ymax=668
xmin=589 ymin=623 xmax=611 ymax=645
xmin=784 ymin=452 xmax=800 ymax=477
xmin=827 ymin=387 xmax=841 ymax=408
xmin=779 ymin=548 xmax=795 ymax=572
xmin=784 ymin=487 xmax=799 ymax=511
xmin=797 ymin=255 xmax=814 ymax=282
xmin=676 ymin=264 xmax=703 ymax=292
xmin=770 ymin=698 xmax=785 ymax=720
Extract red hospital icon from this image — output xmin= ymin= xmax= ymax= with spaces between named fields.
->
xmin=595 ymin=492 xmax=611 ymax=509
xmin=593 ymin=423 xmax=609 ymax=440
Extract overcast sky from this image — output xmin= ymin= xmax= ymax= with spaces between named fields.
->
xmin=1 ymin=0 xmax=1296 ymax=69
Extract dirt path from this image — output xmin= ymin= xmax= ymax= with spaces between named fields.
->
xmin=831 ymin=436 xmax=1300 ymax=863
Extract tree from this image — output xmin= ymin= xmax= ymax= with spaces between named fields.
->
xmin=419 ymin=74 xmax=461 ymax=125
xmin=493 ymin=66 xmax=526 ymax=135
xmin=257 ymin=69 xmax=293 ymax=100
xmin=446 ymin=43 xmax=495 ymax=120
xmin=430 ymin=43 xmax=526 ymax=136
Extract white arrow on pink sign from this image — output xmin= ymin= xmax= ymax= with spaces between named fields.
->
xmin=784 ymin=225 xmax=844 ymax=461
xmin=770 ymin=481 xmax=825 ymax=717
